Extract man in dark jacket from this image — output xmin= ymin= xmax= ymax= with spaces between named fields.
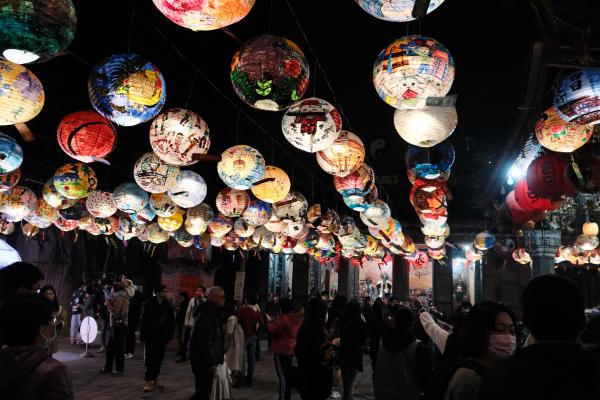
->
xmin=480 ymin=274 xmax=600 ymax=400
xmin=189 ymin=286 xmax=225 ymax=400
xmin=140 ymin=284 xmax=174 ymax=393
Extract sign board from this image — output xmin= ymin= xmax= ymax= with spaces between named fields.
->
xmin=79 ymin=316 xmax=98 ymax=344
xmin=234 ymin=271 xmax=245 ymax=302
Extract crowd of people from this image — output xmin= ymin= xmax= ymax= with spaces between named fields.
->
xmin=1 ymin=260 xmax=600 ymax=400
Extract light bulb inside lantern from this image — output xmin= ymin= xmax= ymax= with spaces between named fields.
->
xmin=3 ymin=49 xmax=40 ymax=64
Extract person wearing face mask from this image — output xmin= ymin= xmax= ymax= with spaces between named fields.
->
xmin=0 ymin=294 xmax=74 ymax=399
xmin=442 ymin=301 xmax=517 ymax=400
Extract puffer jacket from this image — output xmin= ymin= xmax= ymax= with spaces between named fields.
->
xmin=268 ymin=311 xmax=301 ymax=355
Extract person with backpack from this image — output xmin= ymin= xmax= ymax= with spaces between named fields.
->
xmin=268 ymin=298 xmax=300 ymax=400
xmin=373 ymin=307 xmax=432 ymax=400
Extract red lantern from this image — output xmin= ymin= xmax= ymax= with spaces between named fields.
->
xmin=409 ymin=179 xmax=447 ymax=213
xmin=57 ymin=111 xmax=117 ymax=163
xmin=526 ymin=155 xmax=572 ymax=198
xmin=505 ymin=190 xmax=545 ymax=224
xmin=514 ymin=179 xmax=561 ymax=212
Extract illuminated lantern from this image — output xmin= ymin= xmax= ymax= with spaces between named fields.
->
xmin=273 ymin=191 xmax=307 ymax=220
xmin=576 ymin=234 xmax=599 ymax=251
xmin=218 ymin=145 xmax=265 ymax=190
xmin=0 ymin=186 xmax=36 ymax=221
xmin=113 ymin=182 xmax=148 ymax=214
xmin=590 ymin=250 xmax=600 ymax=265
xmin=53 ymin=162 xmax=98 ymax=199
xmin=117 ymin=217 xmax=143 ymax=240
xmin=211 ymin=235 xmax=226 ymax=247
xmin=293 ymin=241 xmax=308 ymax=254
xmin=355 ymin=0 xmax=445 ymax=22
xmin=59 ymin=199 xmax=88 ymax=220
xmin=251 ymin=166 xmax=290 ymax=203
xmin=338 ymin=216 xmax=356 ymax=237
xmin=504 ymin=190 xmax=544 ymax=224
xmin=334 ymin=164 xmax=375 ymax=198
xmin=0 ymin=219 xmax=14 ymax=234
xmin=231 ymin=35 xmax=309 ymax=111
xmin=264 ymin=215 xmax=284 ymax=233
xmin=209 ymin=214 xmax=233 ymax=237
xmin=418 ymin=207 xmax=448 ymax=226
xmin=131 ymin=203 xmax=156 ymax=224
xmin=35 ymin=199 xmax=59 ymax=223
xmin=85 ymin=190 xmax=116 ymax=218
xmin=187 ymin=203 xmax=214 ymax=226
xmin=93 ymin=217 xmax=113 ymax=235
xmin=583 ymin=222 xmax=599 ymax=237
xmin=514 ymin=179 xmax=561 ymax=212
xmin=0 ymin=133 xmax=23 ymax=173
xmin=157 ymin=212 xmax=184 ymax=232
xmin=184 ymin=218 xmax=207 ymax=236
xmin=316 ymin=233 xmax=335 ymax=250
xmin=234 ymin=218 xmax=255 ymax=238
xmin=465 ymin=244 xmax=483 ymax=262
xmin=428 ymin=246 xmax=446 ymax=260
xmin=373 ymin=35 xmax=454 ymax=109
xmin=425 ymin=235 xmax=444 ymax=249
xmin=152 ymin=0 xmax=254 ymax=31
xmin=57 ymin=111 xmax=117 ymax=163
xmin=150 ymin=192 xmax=177 ymax=217
xmin=174 ymin=228 xmax=193 ymax=247
xmin=149 ymin=108 xmax=210 ymax=166
xmin=168 ymin=170 xmax=207 ymax=208
xmin=88 ymin=54 xmax=166 ymax=127
xmin=53 ymin=216 xmax=78 ymax=231
xmin=554 ymin=68 xmax=600 ymax=125
xmin=394 ymin=106 xmax=457 ymax=147
xmin=0 ymin=168 xmax=20 ymax=192
xmin=281 ymin=97 xmax=342 ymax=153
xmin=421 ymin=221 xmax=449 ymax=237
xmin=535 ymin=107 xmax=592 ymax=153
xmin=147 ymin=223 xmax=169 ymax=243
xmin=253 ymin=227 xmax=276 ymax=249
xmin=405 ymin=141 xmax=454 ymax=181
xmin=342 ymin=195 xmax=370 ymax=212
xmin=76 ymin=213 xmax=94 ymax=231
xmin=564 ymin=141 xmax=600 ymax=194
xmin=42 ymin=179 xmax=76 ymax=209
xmin=473 ymin=231 xmax=496 ymax=251
xmin=242 ymin=200 xmax=271 ymax=226
xmin=512 ymin=248 xmax=531 ymax=264
xmin=526 ymin=155 xmax=570 ymax=198
xmin=316 ymin=130 xmax=365 ymax=177
xmin=410 ymin=179 xmax=447 ymax=213
xmin=378 ymin=218 xmax=404 ymax=249
xmin=133 ymin=152 xmax=180 ymax=193
xmin=0 ymin=60 xmax=44 ymax=125
xmin=216 ymin=188 xmax=250 ymax=217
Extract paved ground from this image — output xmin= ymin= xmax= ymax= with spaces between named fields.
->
xmin=56 ymin=337 xmax=375 ymax=400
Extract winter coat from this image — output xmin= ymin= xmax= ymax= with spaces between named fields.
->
xmin=239 ymin=304 xmax=264 ymax=337
xmin=267 ymin=311 xmax=301 ymax=355
xmin=339 ymin=318 xmax=367 ymax=371
xmin=184 ymin=298 xmax=202 ymax=328
xmin=189 ymin=300 xmax=224 ymax=368
xmin=140 ymin=297 xmax=175 ymax=343
xmin=479 ymin=341 xmax=600 ymax=400
xmin=295 ymin=325 xmax=333 ymax=400
xmin=0 ymin=346 xmax=73 ymax=400
xmin=224 ymin=315 xmax=245 ymax=371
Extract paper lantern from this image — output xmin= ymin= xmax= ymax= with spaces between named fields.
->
xmin=174 ymin=227 xmax=193 ymax=247
xmin=53 ymin=162 xmax=97 ymax=199
xmin=342 ymin=195 xmax=370 ymax=212
xmin=425 ymin=236 xmax=444 ymax=249
xmin=133 ymin=152 xmax=180 ymax=193
xmin=513 ymin=248 xmax=531 ymax=265
xmin=168 ymin=170 xmax=207 ymax=208
xmin=394 ymin=106 xmax=457 ymax=147
xmin=152 ymin=0 xmax=254 ymax=31
xmin=418 ymin=207 xmax=448 ymax=226
xmin=474 ymin=231 xmax=496 ymax=251
xmin=355 ymin=0 xmax=445 ymax=22
xmin=281 ymin=97 xmax=342 ymax=152
xmin=234 ymin=218 xmax=255 ymax=238
xmin=504 ymin=190 xmax=544 ymax=224
xmin=514 ymin=179 xmax=561 ymax=212
xmin=57 ymin=111 xmax=117 ymax=163
xmin=147 ymin=223 xmax=169 ymax=244
xmin=75 ymin=213 xmax=94 ymax=231
xmin=273 ymin=191 xmax=307 ymax=220
xmin=216 ymin=188 xmax=250 ymax=217
xmin=334 ymin=164 xmax=375 ymax=198
xmin=583 ymin=222 xmax=599 ymax=237
xmin=264 ymin=215 xmax=284 ymax=233
xmin=34 ymin=199 xmax=59 ymax=223
xmin=378 ymin=218 xmax=404 ymax=248
xmin=0 ymin=186 xmax=36 ymax=221
xmin=0 ymin=0 xmax=76 ymax=64
xmin=149 ymin=108 xmax=210 ymax=166
xmin=59 ymin=199 xmax=88 ymax=221
xmin=88 ymin=54 xmax=166 ymax=127
xmin=316 ymin=130 xmax=365 ymax=177
xmin=0 ymin=60 xmax=44 ymax=125
xmin=373 ymin=35 xmax=454 ymax=110
xmin=42 ymin=179 xmax=74 ymax=209
xmin=526 ymin=155 xmax=570 ymax=198
xmin=0 ymin=133 xmax=23 ymax=173
xmin=535 ymin=107 xmax=592 ymax=153
xmin=184 ymin=218 xmax=207 ymax=236
xmin=231 ymin=35 xmax=309 ymax=111
xmin=218 ymin=145 xmax=266 ymax=190
xmin=0 ymin=168 xmax=20 ymax=192
xmin=405 ymin=140 xmax=454 ymax=181
xmin=576 ymin=234 xmax=599 ymax=251
xmin=251 ymin=166 xmax=290 ymax=203
xmin=131 ymin=203 xmax=157 ymax=224
xmin=116 ymin=217 xmax=143 ymax=240
xmin=211 ymin=235 xmax=226 ymax=247
xmin=157 ymin=212 xmax=184 ymax=232
xmin=554 ymin=68 xmax=600 ymax=125
xmin=85 ymin=190 xmax=116 ymax=218
xmin=410 ymin=179 xmax=447 ymax=213
xmin=186 ymin=203 xmax=214 ymax=226
xmin=113 ymin=182 xmax=148 ymax=214
xmin=421 ymin=221 xmax=449 ymax=237
xmin=209 ymin=214 xmax=233 ymax=237
xmin=590 ymin=250 xmax=600 ymax=265
xmin=338 ymin=216 xmax=356 ymax=237
xmin=53 ymin=216 xmax=78 ymax=231
xmin=21 ymin=222 xmax=38 ymax=237
xmin=242 ymin=200 xmax=271 ymax=226
xmin=149 ymin=192 xmax=177 ymax=217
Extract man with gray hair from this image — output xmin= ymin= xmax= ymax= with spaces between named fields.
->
xmin=189 ymin=286 xmax=225 ymax=400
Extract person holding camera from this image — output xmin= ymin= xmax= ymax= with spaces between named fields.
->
xmin=99 ymin=282 xmax=131 ymax=376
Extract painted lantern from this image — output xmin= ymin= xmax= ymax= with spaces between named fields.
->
xmin=85 ymin=190 xmax=117 ymax=218
xmin=215 ymin=188 xmax=250 ymax=217
xmin=0 ymin=185 xmax=36 ymax=221
xmin=152 ymin=0 xmax=255 ymax=31
xmin=53 ymin=162 xmax=97 ymax=199
xmin=133 ymin=152 xmax=180 ymax=193
xmin=208 ymin=213 xmax=233 ymax=237
xmin=355 ymin=0 xmax=445 ymax=22
xmin=250 ymin=166 xmax=290 ymax=204
xmin=316 ymin=130 xmax=365 ymax=177
xmin=0 ymin=60 xmax=44 ymax=125
xmin=149 ymin=192 xmax=178 ymax=217
xmin=217 ymin=145 xmax=266 ymax=190
xmin=534 ymin=107 xmax=592 ymax=153
xmin=0 ymin=132 xmax=23 ymax=173
xmin=405 ymin=140 xmax=454 ymax=181
xmin=0 ymin=168 xmax=20 ymax=192
xmin=273 ymin=190 xmax=308 ymax=220
xmin=186 ymin=203 xmax=214 ymax=225
xmin=360 ymin=199 xmax=391 ymax=228
xmin=42 ymin=179 xmax=77 ymax=209
xmin=57 ymin=110 xmax=117 ymax=163
xmin=554 ymin=68 xmax=600 ymax=125
xmin=242 ymin=200 xmax=272 ymax=226
xmin=334 ymin=164 xmax=375 ymax=198
xmin=157 ymin=212 xmax=184 ymax=232
xmin=168 ymin=170 xmax=207 ymax=208
xmin=112 ymin=182 xmax=149 ymax=214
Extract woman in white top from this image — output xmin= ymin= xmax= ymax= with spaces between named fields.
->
xmin=223 ymin=302 xmax=245 ymax=388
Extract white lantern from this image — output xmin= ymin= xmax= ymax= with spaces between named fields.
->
xmin=393 ymin=106 xmax=457 ymax=147
xmin=168 ymin=170 xmax=207 ymax=208
xmin=316 ymin=130 xmax=365 ymax=177
xmin=359 ymin=199 xmax=391 ymax=228
xmin=86 ymin=190 xmax=117 ymax=218
xmin=273 ymin=191 xmax=308 ymax=220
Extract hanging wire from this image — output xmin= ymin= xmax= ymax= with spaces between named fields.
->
xmin=185 ymin=70 xmax=198 ymax=109
xmin=234 ymin=109 xmax=241 ymax=145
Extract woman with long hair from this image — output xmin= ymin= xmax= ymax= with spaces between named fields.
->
xmin=39 ymin=285 xmax=66 ymax=355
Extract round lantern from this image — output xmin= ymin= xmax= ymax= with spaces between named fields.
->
xmin=24 ymin=211 xmax=51 ymax=229
xmin=117 ymin=217 xmax=143 ymax=240
xmin=0 ymin=133 xmax=23 ymax=173
xmin=88 ymin=54 xmax=166 ymax=127
xmin=85 ymin=190 xmax=117 ymax=218
xmin=251 ymin=166 xmax=290 ymax=204
xmin=590 ymin=250 xmax=600 ymax=265
xmin=359 ymin=200 xmax=391 ymax=228
xmin=0 ymin=168 xmax=20 ymax=192
xmin=149 ymin=192 xmax=177 ymax=217
xmin=53 ymin=162 xmax=97 ymax=199
xmin=281 ymin=97 xmax=342 ymax=153
xmin=149 ymin=108 xmax=210 ymax=166
xmin=409 ymin=179 xmax=447 ymax=213
xmin=53 ymin=216 xmax=78 ymax=231
xmin=342 ymin=195 xmax=371 ymax=212
xmin=513 ymin=248 xmax=531 ymax=265
xmin=355 ymin=0 xmax=445 ymax=22
xmin=576 ymin=234 xmax=599 ymax=251
xmin=57 ymin=111 xmax=117 ymax=163
xmin=526 ymin=155 xmax=570 ymax=198
xmin=373 ymin=35 xmax=454 ymax=110
xmin=0 ymin=60 xmax=44 ymax=125
xmin=0 ymin=186 xmax=37 ymax=221
xmin=133 ymin=152 xmax=180 ymax=193
xmin=152 ymin=0 xmax=255 ymax=31
xmin=554 ymin=68 xmax=600 ymax=125
xmin=157 ymin=212 xmax=184 ymax=232
xmin=273 ymin=191 xmax=308 ymax=220
xmin=174 ymin=228 xmax=193 ymax=247
xmin=211 ymin=235 xmax=226 ymax=247
xmin=514 ymin=179 xmax=561 ymax=212
xmin=218 ymin=145 xmax=265 ymax=190
xmin=264 ymin=215 xmax=284 ymax=233
xmin=59 ymin=199 xmax=88 ymax=221
xmin=42 ymin=179 xmax=75 ymax=209
xmin=316 ymin=130 xmax=365 ymax=177
xmin=35 ymin=199 xmax=59 ymax=223
xmin=583 ymin=221 xmax=599 ymax=237
xmin=209 ymin=214 xmax=233 ymax=237
xmin=131 ymin=203 xmax=157 ymax=224
xmin=76 ymin=213 xmax=94 ymax=231
xmin=148 ymin=223 xmax=169 ymax=244
xmin=421 ymin=221 xmax=449 ymax=237
xmin=215 ymin=188 xmax=250 ymax=217
xmin=504 ymin=190 xmax=545 ymax=224
xmin=334 ymin=164 xmax=375 ymax=198
xmin=187 ymin=203 xmax=214 ymax=226
xmin=184 ymin=218 xmax=208 ymax=236
xmin=242 ymin=200 xmax=272 ymax=226
xmin=425 ymin=236 xmax=445 ymax=249
xmin=168 ymin=170 xmax=207 ymax=208
xmin=473 ymin=231 xmax=496 ymax=251
xmin=405 ymin=141 xmax=454 ymax=181
xmin=113 ymin=182 xmax=148 ymax=214
xmin=394 ymin=105 xmax=457 ymax=147
xmin=564 ymin=141 xmax=600 ymax=194
xmin=234 ymin=218 xmax=255 ymax=238
xmin=231 ymin=35 xmax=309 ymax=111
xmin=535 ymin=107 xmax=592 ymax=153
xmin=293 ymin=241 xmax=308 ymax=254
xmin=338 ymin=216 xmax=356 ymax=237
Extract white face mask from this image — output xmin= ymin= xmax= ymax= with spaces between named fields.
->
xmin=488 ymin=334 xmax=516 ymax=358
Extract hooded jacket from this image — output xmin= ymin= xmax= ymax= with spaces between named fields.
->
xmin=0 ymin=346 xmax=73 ymax=400
xmin=268 ymin=311 xmax=301 ymax=355
xmin=480 ymin=342 xmax=600 ymax=400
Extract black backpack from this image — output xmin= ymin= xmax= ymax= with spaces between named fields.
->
xmin=425 ymin=357 xmax=486 ymax=400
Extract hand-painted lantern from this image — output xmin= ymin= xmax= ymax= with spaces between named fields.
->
xmin=53 ymin=162 xmax=97 ymax=199
xmin=554 ymin=68 xmax=600 ymax=125
xmin=218 ymin=145 xmax=266 ymax=190
xmin=0 ymin=186 xmax=36 ymax=221
xmin=273 ymin=191 xmax=307 ymax=220
xmin=112 ymin=182 xmax=148 ymax=214
xmin=409 ymin=179 xmax=447 ymax=214
xmin=242 ymin=200 xmax=272 ymax=226
xmin=152 ymin=0 xmax=255 ymax=31
xmin=43 ymin=179 xmax=76 ymax=209
xmin=147 ymin=223 xmax=169 ymax=243
xmin=174 ymin=227 xmax=193 ymax=247
xmin=208 ymin=213 xmax=233 ymax=237
xmin=360 ymin=199 xmax=391 ymax=228
xmin=186 ymin=203 xmax=214 ymax=226
xmin=168 ymin=170 xmax=207 ymax=208
xmin=355 ymin=0 xmax=445 ymax=22
xmin=334 ymin=164 xmax=375 ymax=198
xmin=513 ymin=248 xmax=531 ymax=264
xmin=0 ymin=60 xmax=44 ymax=125
xmin=405 ymin=140 xmax=454 ymax=181
xmin=157 ymin=212 xmax=184 ymax=232
xmin=535 ymin=107 xmax=592 ymax=153
xmin=473 ymin=231 xmax=496 ymax=251
xmin=85 ymin=190 xmax=117 ymax=218
xmin=133 ymin=152 xmax=180 ymax=193
xmin=215 ymin=188 xmax=250 ymax=217
xmin=0 ymin=167 xmax=20 ymax=192
xmin=234 ymin=218 xmax=255 ymax=238
xmin=131 ymin=203 xmax=156 ymax=224
xmin=251 ymin=166 xmax=290 ymax=204
xmin=316 ymin=130 xmax=365 ymax=177
xmin=0 ymin=133 xmax=23 ymax=173
xmin=53 ymin=216 xmax=78 ymax=231
xmin=394 ymin=106 xmax=457 ymax=147
xmin=149 ymin=192 xmax=178 ymax=217
xmin=57 ymin=111 xmax=117 ymax=163
xmin=58 ymin=198 xmax=88 ymax=220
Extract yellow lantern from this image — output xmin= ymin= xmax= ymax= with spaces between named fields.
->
xmin=0 ymin=60 xmax=45 ymax=125
xmin=250 ymin=165 xmax=290 ymax=204
xmin=148 ymin=223 xmax=169 ymax=243
xmin=157 ymin=212 xmax=184 ymax=232
xmin=583 ymin=221 xmax=599 ymax=237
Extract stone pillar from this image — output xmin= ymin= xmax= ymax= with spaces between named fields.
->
xmin=337 ymin=257 xmax=359 ymax=299
xmin=525 ymin=230 xmax=561 ymax=277
xmin=393 ymin=255 xmax=409 ymax=301
xmin=308 ymin=257 xmax=322 ymax=293
xmin=433 ymin=260 xmax=454 ymax=317
xmin=291 ymin=254 xmax=309 ymax=310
